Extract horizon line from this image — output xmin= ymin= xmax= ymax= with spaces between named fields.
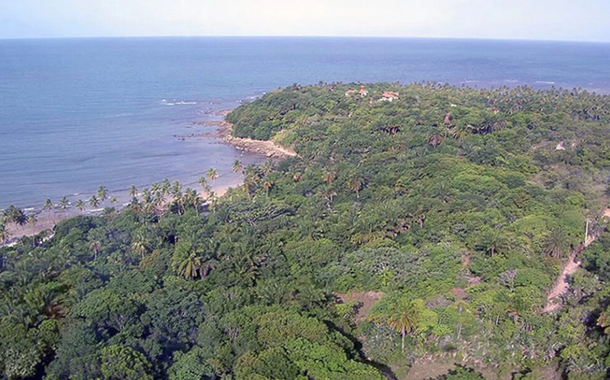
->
xmin=1 ymin=35 xmax=609 ymax=44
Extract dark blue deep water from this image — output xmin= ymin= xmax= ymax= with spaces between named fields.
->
xmin=1 ymin=37 xmax=610 ymax=208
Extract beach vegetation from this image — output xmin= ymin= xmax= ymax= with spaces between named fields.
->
xmin=97 ymin=186 xmax=109 ymax=202
xmin=129 ymin=185 xmax=139 ymax=198
xmin=207 ymin=167 xmax=219 ymax=180
xmin=88 ymin=195 xmax=101 ymax=208
xmin=4 ymin=83 xmax=610 ymax=379
xmin=43 ymin=199 xmax=53 ymax=211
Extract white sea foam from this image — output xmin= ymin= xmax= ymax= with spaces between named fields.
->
xmin=535 ymin=81 xmax=555 ymax=85
xmin=165 ymin=101 xmax=197 ymax=106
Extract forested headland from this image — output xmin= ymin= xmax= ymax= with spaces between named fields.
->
xmin=3 ymin=82 xmax=610 ymax=380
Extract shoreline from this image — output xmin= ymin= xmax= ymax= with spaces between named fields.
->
xmin=2 ymin=183 xmax=239 ymax=247
xmin=2 ymin=110 xmax=297 ymax=247
xmin=191 ymin=117 xmax=297 ymax=159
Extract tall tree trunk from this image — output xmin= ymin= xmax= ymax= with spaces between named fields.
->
xmin=401 ymin=326 xmax=405 ymax=352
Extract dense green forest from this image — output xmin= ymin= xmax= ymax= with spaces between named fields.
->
xmin=3 ymin=82 xmax=610 ymax=379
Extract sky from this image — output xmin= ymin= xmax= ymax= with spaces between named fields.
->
xmin=1 ymin=0 xmax=610 ymax=42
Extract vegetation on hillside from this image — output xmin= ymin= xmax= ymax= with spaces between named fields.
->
xmin=3 ymin=82 xmax=610 ymax=379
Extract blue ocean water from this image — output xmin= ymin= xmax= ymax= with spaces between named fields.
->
xmin=1 ymin=37 xmax=609 ymax=209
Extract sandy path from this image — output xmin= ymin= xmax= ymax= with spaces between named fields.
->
xmin=542 ymin=256 xmax=582 ymax=313
xmin=542 ymin=214 xmax=605 ymax=313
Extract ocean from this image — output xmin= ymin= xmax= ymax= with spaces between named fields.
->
xmin=1 ymin=37 xmax=609 ymax=209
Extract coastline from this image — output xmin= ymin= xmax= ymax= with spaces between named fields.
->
xmin=2 ymin=111 xmax=296 ymax=247
xmin=195 ymin=117 xmax=297 ymax=159
xmin=2 ymin=183 xmax=239 ymax=247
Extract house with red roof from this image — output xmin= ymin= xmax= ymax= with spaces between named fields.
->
xmin=380 ymin=91 xmax=399 ymax=102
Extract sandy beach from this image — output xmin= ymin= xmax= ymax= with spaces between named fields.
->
xmin=2 ymin=183 xmax=238 ymax=246
xmin=2 ymin=113 xmax=296 ymax=246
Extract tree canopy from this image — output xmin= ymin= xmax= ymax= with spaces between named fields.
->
xmin=3 ymin=82 xmax=610 ymax=379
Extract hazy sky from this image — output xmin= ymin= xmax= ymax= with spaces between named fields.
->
xmin=2 ymin=0 xmax=610 ymax=42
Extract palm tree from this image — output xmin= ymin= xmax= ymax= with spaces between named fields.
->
xmin=75 ymin=199 xmax=85 ymax=211
xmin=295 ymin=285 xmax=325 ymax=310
xmin=150 ymin=183 xmax=162 ymax=198
xmin=161 ymin=179 xmax=171 ymax=196
xmin=39 ymin=290 xmax=66 ymax=320
xmin=322 ymin=170 xmax=336 ymax=185
xmin=129 ymin=185 xmax=139 ymax=198
xmin=184 ymin=188 xmax=200 ymax=208
xmin=232 ymin=159 xmax=243 ymax=173
xmin=204 ymin=184 xmax=212 ymax=195
xmin=543 ymin=228 xmax=569 ymax=258
xmin=244 ymin=169 xmax=260 ymax=199
xmin=59 ymin=197 xmax=69 ymax=211
xmin=262 ymin=180 xmax=273 ymax=196
xmin=370 ymin=298 xmax=420 ymax=352
xmin=261 ymin=161 xmax=273 ymax=176
xmin=170 ymin=181 xmax=182 ymax=199
xmin=131 ymin=235 xmax=148 ymax=258
xmin=128 ymin=197 xmax=142 ymax=213
xmin=97 ymin=186 xmax=109 ymax=202
xmin=349 ymin=176 xmax=364 ymax=199
xmin=207 ymin=168 xmax=218 ymax=180
xmin=3 ymin=205 xmax=27 ymax=226
xmin=153 ymin=189 xmax=165 ymax=205
xmin=110 ymin=196 xmax=118 ymax=204
xmin=451 ymin=123 xmax=474 ymax=140
xmin=476 ymin=228 xmax=513 ymax=257
xmin=198 ymin=176 xmax=208 ymax=192
xmin=88 ymin=195 xmax=101 ymax=208
xmin=140 ymin=189 xmax=153 ymax=204
xmin=89 ymin=239 xmax=102 ymax=260
xmin=244 ymin=166 xmax=261 ymax=183
xmin=0 ymin=224 xmax=9 ymax=243
xmin=291 ymin=171 xmax=302 ymax=183
xmin=178 ymin=253 xmax=202 ymax=280
xmin=43 ymin=199 xmax=54 ymax=212
xmin=27 ymin=214 xmax=38 ymax=226
xmin=318 ymin=186 xmax=336 ymax=208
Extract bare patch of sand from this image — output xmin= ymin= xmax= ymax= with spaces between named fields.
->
xmin=449 ymin=287 xmax=467 ymax=302
xmin=335 ymin=291 xmax=384 ymax=323
xmin=542 ymin=255 xmax=581 ymax=313
xmin=404 ymin=357 xmax=559 ymax=380
xmin=404 ymin=358 xmax=456 ymax=380
xmin=4 ymin=210 xmax=80 ymax=245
